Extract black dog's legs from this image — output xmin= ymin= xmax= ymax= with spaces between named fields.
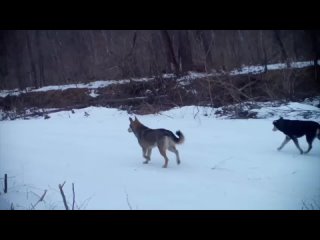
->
xmin=278 ymin=136 xmax=291 ymax=151
xmin=292 ymin=138 xmax=304 ymax=154
xmin=304 ymin=134 xmax=315 ymax=154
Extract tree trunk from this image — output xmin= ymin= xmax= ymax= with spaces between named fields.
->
xmin=307 ymin=30 xmax=320 ymax=83
xmin=292 ymin=31 xmax=299 ymax=61
xmin=260 ymin=30 xmax=268 ymax=72
xmin=0 ymin=31 xmax=8 ymax=85
xmin=196 ymin=30 xmax=214 ymax=72
xmin=160 ymin=30 xmax=179 ymax=74
xmin=178 ymin=30 xmax=193 ymax=73
xmin=35 ymin=31 xmax=45 ymax=88
xmin=149 ymin=31 xmax=162 ymax=75
xmin=273 ymin=30 xmax=289 ymax=67
xmin=14 ymin=31 xmax=26 ymax=89
xmin=26 ymin=31 xmax=39 ymax=89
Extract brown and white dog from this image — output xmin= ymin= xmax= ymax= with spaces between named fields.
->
xmin=128 ymin=116 xmax=185 ymax=168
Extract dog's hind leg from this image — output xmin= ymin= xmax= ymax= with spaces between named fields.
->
xmin=304 ymin=134 xmax=315 ymax=154
xmin=168 ymin=145 xmax=181 ymax=165
xmin=158 ymin=144 xmax=169 ymax=168
xmin=146 ymin=148 xmax=152 ymax=161
xmin=278 ymin=136 xmax=291 ymax=151
xmin=292 ymin=138 xmax=304 ymax=154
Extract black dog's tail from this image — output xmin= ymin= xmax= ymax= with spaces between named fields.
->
xmin=172 ymin=130 xmax=185 ymax=144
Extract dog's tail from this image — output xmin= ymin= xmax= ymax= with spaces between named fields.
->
xmin=172 ymin=130 xmax=185 ymax=144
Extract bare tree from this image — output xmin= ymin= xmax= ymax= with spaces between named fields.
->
xmin=0 ymin=31 xmax=8 ymax=87
xmin=12 ymin=31 xmax=26 ymax=89
xmin=178 ymin=30 xmax=194 ymax=72
xmin=306 ymin=30 xmax=320 ymax=83
xmin=273 ymin=30 xmax=289 ymax=67
xmin=160 ymin=30 xmax=179 ymax=74
xmin=0 ymin=30 xmax=316 ymax=90
xmin=26 ymin=30 xmax=39 ymax=89
xmin=196 ymin=30 xmax=214 ymax=72
xmin=35 ymin=30 xmax=45 ymax=87
xmin=260 ymin=30 xmax=268 ymax=72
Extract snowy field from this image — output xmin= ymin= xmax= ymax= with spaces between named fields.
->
xmin=1 ymin=103 xmax=320 ymax=210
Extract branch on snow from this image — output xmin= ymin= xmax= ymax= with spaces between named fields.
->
xmin=31 ymin=189 xmax=48 ymax=210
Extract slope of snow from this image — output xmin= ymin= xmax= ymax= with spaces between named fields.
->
xmin=1 ymin=105 xmax=319 ymax=210
xmin=1 ymin=60 xmax=319 ymax=98
xmin=254 ymin=102 xmax=320 ymax=119
xmin=0 ymin=78 xmax=152 ymax=98
xmin=229 ymin=60 xmax=320 ymax=75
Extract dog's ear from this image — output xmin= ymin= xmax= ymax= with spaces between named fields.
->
xmin=135 ymin=116 xmax=138 ymax=121
xmin=129 ymin=117 xmax=133 ymax=122
xmin=279 ymin=116 xmax=283 ymax=120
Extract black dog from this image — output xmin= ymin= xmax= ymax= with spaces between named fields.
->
xmin=273 ymin=117 xmax=320 ymax=154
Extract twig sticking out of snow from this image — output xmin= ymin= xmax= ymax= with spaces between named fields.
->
xmin=59 ymin=181 xmax=69 ymax=210
xmin=4 ymin=174 xmax=7 ymax=193
xmin=31 ymin=189 xmax=47 ymax=210
xmin=72 ymin=183 xmax=75 ymax=210
xmin=125 ymin=190 xmax=133 ymax=210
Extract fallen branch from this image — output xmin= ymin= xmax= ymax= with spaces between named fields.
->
xmin=59 ymin=181 xmax=69 ymax=210
xmin=100 ymin=95 xmax=168 ymax=104
xmin=6 ymin=95 xmax=169 ymax=120
xmin=7 ymin=105 xmax=89 ymax=120
xmin=238 ymin=78 xmax=258 ymax=92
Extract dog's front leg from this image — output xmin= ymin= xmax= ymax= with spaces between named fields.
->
xmin=278 ymin=136 xmax=291 ymax=151
xmin=304 ymin=144 xmax=312 ymax=154
xmin=142 ymin=148 xmax=149 ymax=164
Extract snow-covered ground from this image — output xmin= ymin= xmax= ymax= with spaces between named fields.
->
xmin=1 ymin=60 xmax=319 ymax=98
xmin=1 ymin=102 xmax=319 ymax=210
xmin=211 ymin=97 xmax=320 ymax=120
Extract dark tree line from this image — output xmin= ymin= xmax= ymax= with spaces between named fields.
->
xmin=0 ymin=30 xmax=319 ymax=90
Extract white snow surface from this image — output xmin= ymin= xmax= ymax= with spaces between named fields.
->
xmin=1 ymin=104 xmax=320 ymax=210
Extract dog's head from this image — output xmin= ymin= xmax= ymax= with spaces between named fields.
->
xmin=272 ymin=117 xmax=284 ymax=131
xmin=128 ymin=116 xmax=141 ymax=133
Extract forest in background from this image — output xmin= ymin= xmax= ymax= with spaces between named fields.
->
xmin=0 ymin=30 xmax=319 ymax=90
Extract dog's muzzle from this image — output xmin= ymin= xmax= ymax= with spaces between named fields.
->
xmin=272 ymin=126 xmax=278 ymax=131
xmin=128 ymin=127 xmax=132 ymax=132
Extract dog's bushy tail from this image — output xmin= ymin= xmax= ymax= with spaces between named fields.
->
xmin=173 ymin=130 xmax=185 ymax=144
